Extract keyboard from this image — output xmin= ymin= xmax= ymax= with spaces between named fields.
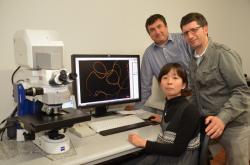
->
xmin=87 ymin=115 xmax=152 ymax=136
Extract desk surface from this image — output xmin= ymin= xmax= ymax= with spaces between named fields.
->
xmin=1 ymin=115 xmax=160 ymax=165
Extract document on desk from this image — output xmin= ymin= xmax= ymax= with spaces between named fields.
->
xmin=117 ymin=109 xmax=154 ymax=119
xmin=69 ymin=123 xmax=96 ymax=138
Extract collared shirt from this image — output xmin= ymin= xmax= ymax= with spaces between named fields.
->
xmin=135 ymin=33 xmax=192 ymax=109
xmin=194 ymin=46 xmax=207 ymax=65
xmin=190 ymin=38 xmax=250 ymax=127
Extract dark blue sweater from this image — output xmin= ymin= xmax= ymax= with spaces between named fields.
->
xmin=145 ymin=96 xmax=200 ymax=156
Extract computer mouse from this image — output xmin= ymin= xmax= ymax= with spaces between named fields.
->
xmin=145 ymin=116 xmax=159 ymax=125
xmin=147 ymin=116 xmax=156 ymax=121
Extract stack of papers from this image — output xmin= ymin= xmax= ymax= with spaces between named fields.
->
xmin=117 ymin=109 xmax=154 ymax=119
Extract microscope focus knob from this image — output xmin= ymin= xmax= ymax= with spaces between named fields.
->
xmin=25 ymin=87 xmax=44 ymax=96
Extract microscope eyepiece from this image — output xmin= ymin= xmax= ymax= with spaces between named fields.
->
xmin=58 ymin=70 xmax=68 ymax=83
xmin=68 ymin=73 xmax=77 ymax=81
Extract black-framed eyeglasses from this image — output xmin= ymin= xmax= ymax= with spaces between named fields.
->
xmin=182 ymin=26 xmax=202 ymax=36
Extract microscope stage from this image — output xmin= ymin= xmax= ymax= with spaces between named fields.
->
xmin=17 ymin=108 xmax=91 ymax=132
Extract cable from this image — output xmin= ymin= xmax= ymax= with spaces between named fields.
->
xmin=0 ymin=106 xmax=18 ymax=141
xmin=10 ymin=106 xmax=18 ymax=117
xmin=0 ymin=125 xmax=8 ymax=141
xmin=0 ymin=107 xmax=17 ymax=126
xmin=11 ymin=66 xmax=21 ymax=85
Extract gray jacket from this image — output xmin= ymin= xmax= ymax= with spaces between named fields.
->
xmin=190 ymin=39 xmax=250 ymax=127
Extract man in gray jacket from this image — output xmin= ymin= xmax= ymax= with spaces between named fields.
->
xmin=180 ymin=12 xmax=250 ymax=165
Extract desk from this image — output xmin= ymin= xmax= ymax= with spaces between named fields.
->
xmin=1 ymin=118 xmax=160 ymax=165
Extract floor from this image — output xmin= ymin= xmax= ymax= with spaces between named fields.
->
xmin=210 ymin=148 xmax=250 ymax=165
xmin=210 ymin=148 xmax=225 ymax=165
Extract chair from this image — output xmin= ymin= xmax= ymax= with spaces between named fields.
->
xmin=199 ymin=134 xmax=211 ymax=165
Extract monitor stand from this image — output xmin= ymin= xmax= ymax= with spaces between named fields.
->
xmin=93 ymin=106 xmax=117 ymax=118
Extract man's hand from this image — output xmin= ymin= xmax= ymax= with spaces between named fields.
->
xmin=205 ymin=116 xmax=225 ymax=139
xmin=128 ymin=133 xmax=146 ymax=148
xmin=124 ymin=104 xmax=135 ymax=111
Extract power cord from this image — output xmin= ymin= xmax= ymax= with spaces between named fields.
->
xmin=0 ymin=66 xmax=23 ymax=140
xmin=0 ymin=106 xmax=18 ymax=141
xmin=11 ymin=66 xmax=21 ymax=85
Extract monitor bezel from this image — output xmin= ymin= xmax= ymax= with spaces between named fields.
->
xmin=71 ymin=54 xmax=141 ymax=110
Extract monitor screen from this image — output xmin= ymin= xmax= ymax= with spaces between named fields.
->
xmin=71 ymin=54 xmax=141 ymax=116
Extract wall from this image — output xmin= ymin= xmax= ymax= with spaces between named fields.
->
xmin=0 ymin=0 xmax=249 ymax=120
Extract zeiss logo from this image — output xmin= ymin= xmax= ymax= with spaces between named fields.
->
xmin=61 ymin=146 xmax=65 ymax=151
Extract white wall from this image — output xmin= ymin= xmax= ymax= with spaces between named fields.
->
xmin=0 ymin=0 xmax=250 ymax=120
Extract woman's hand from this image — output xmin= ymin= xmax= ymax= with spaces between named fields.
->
xmin=149 ymin=114 xmax=162 ymax=123
xmin=128 ymin=133 xmax=146 ymax=148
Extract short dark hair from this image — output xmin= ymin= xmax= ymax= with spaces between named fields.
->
xmin=158 ymin=63 xmax=189 ymax=96
xmin=180 ymin=12 xmax=208 ymax=29
xmin=145 ymin=14 xmax=167 ymax=33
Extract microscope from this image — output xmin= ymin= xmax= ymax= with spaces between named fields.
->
xmin=12 ymin=29 xmax=90 ymax=154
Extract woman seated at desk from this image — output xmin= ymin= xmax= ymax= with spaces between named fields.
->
xmin=125 ymin=63 xmax=200 ymax=165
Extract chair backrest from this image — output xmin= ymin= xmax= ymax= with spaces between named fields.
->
xmin=199 ymin=134 xmax=210 ymax=165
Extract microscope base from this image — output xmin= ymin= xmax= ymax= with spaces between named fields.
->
xmin=33 ymin=133 xmax=70 ymax=154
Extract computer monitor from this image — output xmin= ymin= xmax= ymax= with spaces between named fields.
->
xmin=71 ymin=54 xmax=141 ymax=117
